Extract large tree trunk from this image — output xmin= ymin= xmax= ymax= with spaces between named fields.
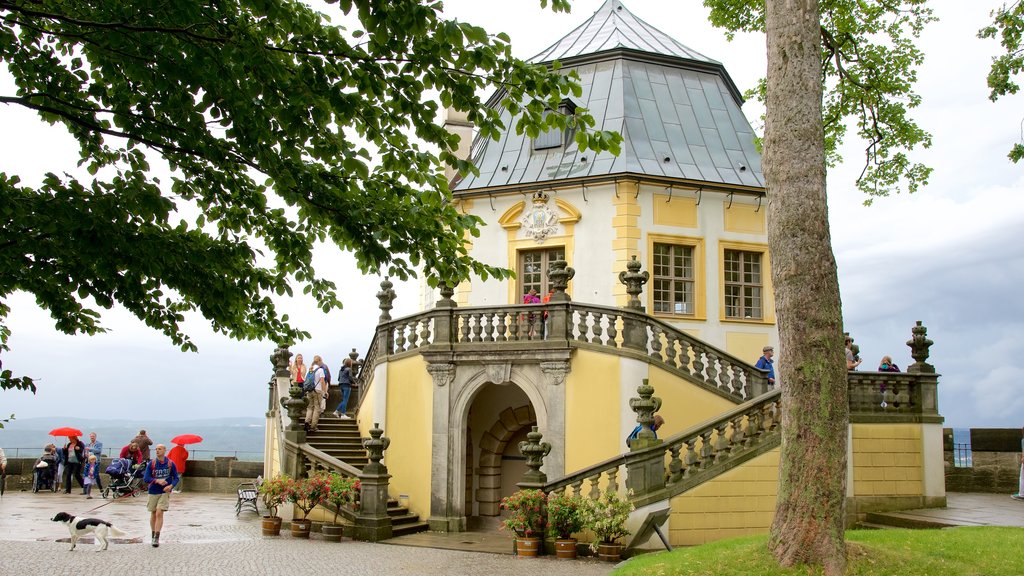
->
xmin=764 ymin=0 xmax=849 ymax=575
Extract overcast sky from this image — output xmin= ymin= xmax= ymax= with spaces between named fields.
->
xmin=1 ymin=0 xmax=1022 ymax=433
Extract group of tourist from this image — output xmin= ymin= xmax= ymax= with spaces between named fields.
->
xmin=752 ymin=337 xmax=903 ymax=388
xmin=290 ymin=353 xmax=358 ymax=433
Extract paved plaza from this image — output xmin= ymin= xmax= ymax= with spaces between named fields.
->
xmin=0 ymin=490 xmax=614 ymax=576
xmin=1 ymin=490 xmax=1023 ymax=575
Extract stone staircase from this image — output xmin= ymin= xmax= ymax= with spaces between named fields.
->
xmin=306 ymin=411 xmax=428 ymax=537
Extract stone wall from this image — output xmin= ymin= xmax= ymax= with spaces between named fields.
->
xmin=2 ymin=456 xmax=262 ymax=494
xmin=944 ymin=427 xmax=1023 ymax=493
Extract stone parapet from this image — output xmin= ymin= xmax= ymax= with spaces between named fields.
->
xmin=3 ymin=457 xmax=262 ymax=494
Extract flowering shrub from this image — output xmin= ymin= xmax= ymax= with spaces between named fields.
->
xmin=322 ymin=472 xmax=360 ymax=525
xmin=585 ymin=489 xmax=634 ymax=549
xmin=258 ymin=475 xmax=291 ymax=518
xmin=287 ymin=474 xmax=330 ymax=519
xmin=547 ymin=491 xmax=589 ymax=539
xmin=499 ymin=489 xmax=547 ymax=537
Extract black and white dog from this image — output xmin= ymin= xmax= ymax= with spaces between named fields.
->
xmin=51 ymin=512 xmax=128 ymax=551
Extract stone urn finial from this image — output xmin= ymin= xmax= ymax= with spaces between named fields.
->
xmin=362 ymin=423 xmax=391 ymax=474
xmin=628 ymin=379 xmax=663 ymax=449
xmin=377 ymin=277 xmax=396 ymax=322
xmin=906 ymin=321 xmax=935 ymax=374
xmin=281 ymin=384 xmax=308 ymax=431
xmin=271 ymin=344 xmax=291 ymax=378
xmin=518 ymin=426 xmax=551 ymax=484
xmin=547 ymin=259 xmax=575 ymax=302
xmin=436 ymin=281 xmax=456 ymax=308
xmin=618 ymin=255 xmax=650 ymax=311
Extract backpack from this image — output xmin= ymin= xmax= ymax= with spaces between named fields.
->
xmin=301 ymin=369 xmax=317 ymax=392
xmin=322 ymin=364 xmax=332 ymax=385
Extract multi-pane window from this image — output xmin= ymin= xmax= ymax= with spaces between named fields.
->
xmin=724 ymin=249 xmax=762 ymax=319
xmin=518 ymin=248 xmax=565 ymax=300
xmin=652 ymin=243 xmax=694 ymax=316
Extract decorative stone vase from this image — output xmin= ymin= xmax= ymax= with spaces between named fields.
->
xmin=597 ymin=542 xmax=622 ymax=562
xmin=261 ymin=516 xmax=282 ymax=536
xmin=290 ymin=518 xmax=312 ymax=539
xmin=554 ymin=538 xmax=578 ymax=559
xmin=515 ymin=536 xmax=542 ymax=557
xmin=321 ymin=523 xmax=344 ymax=542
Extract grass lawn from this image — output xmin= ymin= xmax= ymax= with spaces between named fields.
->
xmin=612 ymin=527 xmax=1024 ymax=575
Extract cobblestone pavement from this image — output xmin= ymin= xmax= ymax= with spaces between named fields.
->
xmin=0 ymin=491 xmax=616 ymax=576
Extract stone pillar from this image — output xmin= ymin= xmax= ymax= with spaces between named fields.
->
xmin=353 ymin=423 xmax=393 ymax=542
xmin=428 ymin=362 xmax=462 ymax=532
xmin=546 ymin=260 xmax=574 ymax=343
xmin=626 ymin=380 xmax=666 ymax=498
xmin=432 ymin=282 xmax=456 ymax=349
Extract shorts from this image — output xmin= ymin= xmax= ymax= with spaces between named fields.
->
xmin=147 ymin=492 xmax=171 ymax=512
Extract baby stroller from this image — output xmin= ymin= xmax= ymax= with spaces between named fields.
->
xmin=101 ymin=458 xmax=147 ymax=499
xmin=32 ymin=451 xmax=59 ymax=493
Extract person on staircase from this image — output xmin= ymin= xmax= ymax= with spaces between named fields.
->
xmin=303 ymin=356 xmax=327 ymax=433
xmin=332 ymin=358 xmax=356 ymax=420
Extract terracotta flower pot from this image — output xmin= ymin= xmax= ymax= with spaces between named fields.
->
xmin=321 ymin=523 xmax=344 ymax=542
xmin=554 ymin=538 xmax=578 ymax=559
xmin=290 ymin=518 xmax=312 ymax=539
xmin=516 ymin=536 xmax=542 ymax=557
xmin=597 ymin=541 xmax=622 ymax=562
xmin=261 ymin=516 xmax=282 ymax=536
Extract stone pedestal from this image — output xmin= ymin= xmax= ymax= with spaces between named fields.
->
xmin=352 ymin=472 xmax=393 ymax=541
xmin=625 ymin=450 xmax=667 ymax=498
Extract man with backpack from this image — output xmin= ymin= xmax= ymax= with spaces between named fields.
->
xmin=143 ymin=444 xmax=179 ymax=548
xmin=302 ymin=355 xmax=327 ymax=433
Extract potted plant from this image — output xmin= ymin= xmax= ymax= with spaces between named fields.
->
xmin=586 ymin=489 xmax=634 ymax=562
xmin=258 ymin=475 xmax=291 ymax=536
xmin=320 ymin=472 xmax=358 ymax=542
xmin=287 ymin=474 xmax=330 ymax=538
xmin=547 ymin=491 xmax=589 ymax=559
xmin=499 ymin=488 xmax=547 ymax=557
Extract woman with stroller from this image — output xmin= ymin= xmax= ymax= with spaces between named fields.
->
xmin=62 ymin=436 xmax=86 ymax=494
xmin=119 ymin=442 xmax=145 ymax=465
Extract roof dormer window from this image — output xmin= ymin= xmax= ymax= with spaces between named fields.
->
xmin=532 ymin=99 xmax=577 ymax=151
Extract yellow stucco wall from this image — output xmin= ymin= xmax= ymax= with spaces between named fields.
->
xmin=669 ymin=448 xmax=779 ymax=546
xmin=383 ymin=354 xmax=433 ymax=520
xmin=565 ymin=349 xmax=622 ymax=472
xmin=723 ymin=203 xmax=766 ymax=234
xmin=653 ymin=194 xmax=698 ymax=228
xmin=725 ymin=332 xmax=770 ymax=367
xmin=851 ymin=423 xmax=923 ymax=496
xmin=648 ymin=364 xmax=736 ymax=434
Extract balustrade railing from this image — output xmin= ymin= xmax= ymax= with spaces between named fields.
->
xmin=361 ymin=302 xmax=770 ymax=402
xmin=541 ymin=389 xmax=783 ymax=507
xmin=846 ymin=370 xmax=941 ymax=423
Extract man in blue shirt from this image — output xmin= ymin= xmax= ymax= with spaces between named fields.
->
xmin=755 ymin=345 xmax=775 ymax=387
xmin=143 ymin=444 xmax=179 ymax=548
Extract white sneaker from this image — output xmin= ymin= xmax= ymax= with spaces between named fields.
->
xmin=340 ymin=413 xmax=352 ymax=420
xmin=1012 ymin=494 xmax=1024 ymax=501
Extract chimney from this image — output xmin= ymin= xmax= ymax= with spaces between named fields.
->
xmin=443 ymin=107 xmax=474 ymax=183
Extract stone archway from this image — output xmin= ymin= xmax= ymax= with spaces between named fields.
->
xmin=475 ymin=404 xmax=536 ymax=516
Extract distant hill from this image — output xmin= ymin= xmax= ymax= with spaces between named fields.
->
xmin=0 ymin=416 xmax=264 ymax=461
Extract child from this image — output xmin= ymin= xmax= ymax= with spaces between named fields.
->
xmin=83 ymin=453 xmax=100 ymax=499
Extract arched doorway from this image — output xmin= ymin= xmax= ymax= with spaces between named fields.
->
xmin=467 ymin=383 xmax=535 ymax=517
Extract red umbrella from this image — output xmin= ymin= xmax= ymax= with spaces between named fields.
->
xmin=48 ymin=427 xmax=83 ymax=437
xmin=170 ymin=434 xmax=203 ymax=445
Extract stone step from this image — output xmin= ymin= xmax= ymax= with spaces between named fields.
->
xmin=391 ymin=520 xmax=429 ymax=537
xmin=863 ymin=512 xmax=957 ymax=529
xmin=853 ymin=522 xmax=895 ymax=530
xmin=388 ymin=512 xmax=420 ymax=525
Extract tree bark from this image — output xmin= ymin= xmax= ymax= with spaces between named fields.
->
xmin=764 ymin=0 xmax=849 ymax=575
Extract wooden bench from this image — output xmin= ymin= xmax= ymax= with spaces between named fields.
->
xmin=236 ymin=477 xmax=261 ymax=516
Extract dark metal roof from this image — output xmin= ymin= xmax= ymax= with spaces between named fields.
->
xmin=452 ymin=1 xmax=764 ymax=193
xmin=530 ymin=0 xmax=718 ymax=66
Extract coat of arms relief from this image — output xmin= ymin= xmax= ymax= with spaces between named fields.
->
xmin=521 ymin=192 xmax=560 ymax=243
